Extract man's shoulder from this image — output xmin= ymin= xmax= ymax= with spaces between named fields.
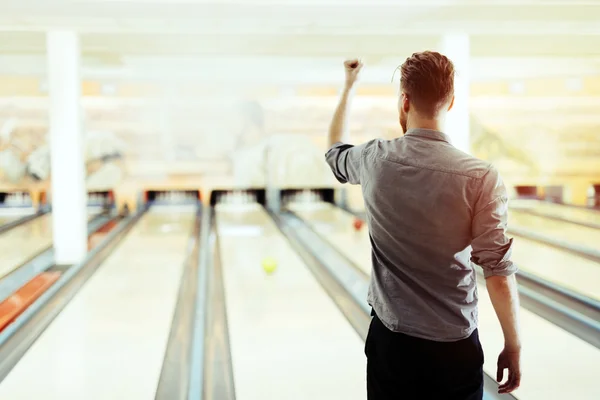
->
xmin=368 ymin=137 xmax=493 ymax=180
xmin=442 ymin=146 xmax=494 ymax=180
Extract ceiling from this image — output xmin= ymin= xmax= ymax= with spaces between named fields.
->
xmin=0 ymin=0 xmax=599 ymax=81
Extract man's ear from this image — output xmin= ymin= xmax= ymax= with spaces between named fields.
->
xmin=402 ymin=93 xmax=410 ymax=112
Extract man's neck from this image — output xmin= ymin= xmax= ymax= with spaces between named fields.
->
xmin=406 ymin=115 xmax=445 ymax=132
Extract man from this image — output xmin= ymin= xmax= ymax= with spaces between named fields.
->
xmin=325 ymin=52 xmax=521 ymax=400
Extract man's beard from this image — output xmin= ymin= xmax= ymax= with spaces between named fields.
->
xmin=400 ymin=114 xmax=408 ymax=134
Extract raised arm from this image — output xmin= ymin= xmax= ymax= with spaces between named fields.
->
xmin=328 ymin=59 xmax=363 ymax=147
xmin=471 ymin=166 xmax=521 ymax=394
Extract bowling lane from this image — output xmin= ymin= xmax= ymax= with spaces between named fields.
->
xmin=509 ymin=210 xmax=600 ymax=250
xmin=216 ymin=204 xmax=366 ymax=400
xmin=293 ymin=203 xmax=599 ymax=301
xmin=0 ymin=208 xmax=194 ymax=400
xmin=510 ymin=236 xmax=599 ymax=300
xmin=294 ymin=203 xmax=600 ymax=400
xmin=511 ymin=199 xmax=600 ymax=227
xmin=0 ymin=214 xmax=53 ymax=279
xmin=0 ymin=212 xmax=101 ymax=280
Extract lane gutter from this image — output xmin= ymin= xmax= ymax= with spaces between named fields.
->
xmin=155 ymin=204 xmax=202 ymax=400
xmin=188 ymin=206 xmax=237 ymax=400
xmin=510 ymin=207 xmax=600 ymax=231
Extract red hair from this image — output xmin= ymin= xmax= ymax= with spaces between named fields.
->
xmin=400 ymin=51 xmax=455 ymax=118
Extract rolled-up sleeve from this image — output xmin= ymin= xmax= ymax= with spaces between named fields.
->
xmin=325 ymin=142 xmax=367 ymax=185
xmin=471 ymin=166 xmax=518 ymax=278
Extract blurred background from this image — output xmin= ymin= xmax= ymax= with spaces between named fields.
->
xmin=0 ymin=1 xmax=598 ymax=400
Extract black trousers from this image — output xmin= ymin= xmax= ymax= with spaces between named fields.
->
xmin=365 ymin=312 xmax=484 ymax=400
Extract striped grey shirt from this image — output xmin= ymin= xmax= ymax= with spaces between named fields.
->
xmin=326 ymin=128 xmax=517 ymax=341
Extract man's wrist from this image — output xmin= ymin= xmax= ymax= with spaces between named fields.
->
xmin=343 ymin=83 xmax=356 ymax=94
xmin=504 ymin=340 xmax=522 ymax=352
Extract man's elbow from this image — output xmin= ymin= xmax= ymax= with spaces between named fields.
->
xmin=476 ymin=257 xmax=517 ymax=279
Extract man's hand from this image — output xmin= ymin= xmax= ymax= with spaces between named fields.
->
xmin=497 ymin=347 xmax=521 ymax=394
xmin=344 ymin=59 xmax=363 ymax=88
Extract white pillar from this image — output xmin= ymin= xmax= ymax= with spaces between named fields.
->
xmin=47 ymin=31 xmax=87 ymax=265
xmin=441 ymin=34 xmax=471 ymax=154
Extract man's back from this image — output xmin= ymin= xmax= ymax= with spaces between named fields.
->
xmin=327 ymin=128 xmax=516 ymax=341
xmin=326 ymin=54 xmax=521 ymax=398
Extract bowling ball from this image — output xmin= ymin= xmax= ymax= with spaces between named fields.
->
xmin=353 ymin=218 xmax=364 ymax=231
xmin=262 ymin=257 xmax=277 ymax=275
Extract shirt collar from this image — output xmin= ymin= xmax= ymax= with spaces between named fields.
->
xmin=404 ymin=128 xmax=451 ymax=144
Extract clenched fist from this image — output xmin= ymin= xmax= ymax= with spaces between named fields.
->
xmin=344 ymin=59 xmax=363 ymax=88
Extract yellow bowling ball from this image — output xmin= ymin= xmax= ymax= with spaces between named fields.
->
xmin=262 ymin=257 xmax=277 ymax=275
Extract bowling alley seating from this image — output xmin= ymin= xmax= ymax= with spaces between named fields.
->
xmin=513 ymin=185 xmax=541 ymax=200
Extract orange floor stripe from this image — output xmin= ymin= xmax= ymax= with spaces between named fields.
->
xmin=0 ymin=272 xmax=61 ymax=332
